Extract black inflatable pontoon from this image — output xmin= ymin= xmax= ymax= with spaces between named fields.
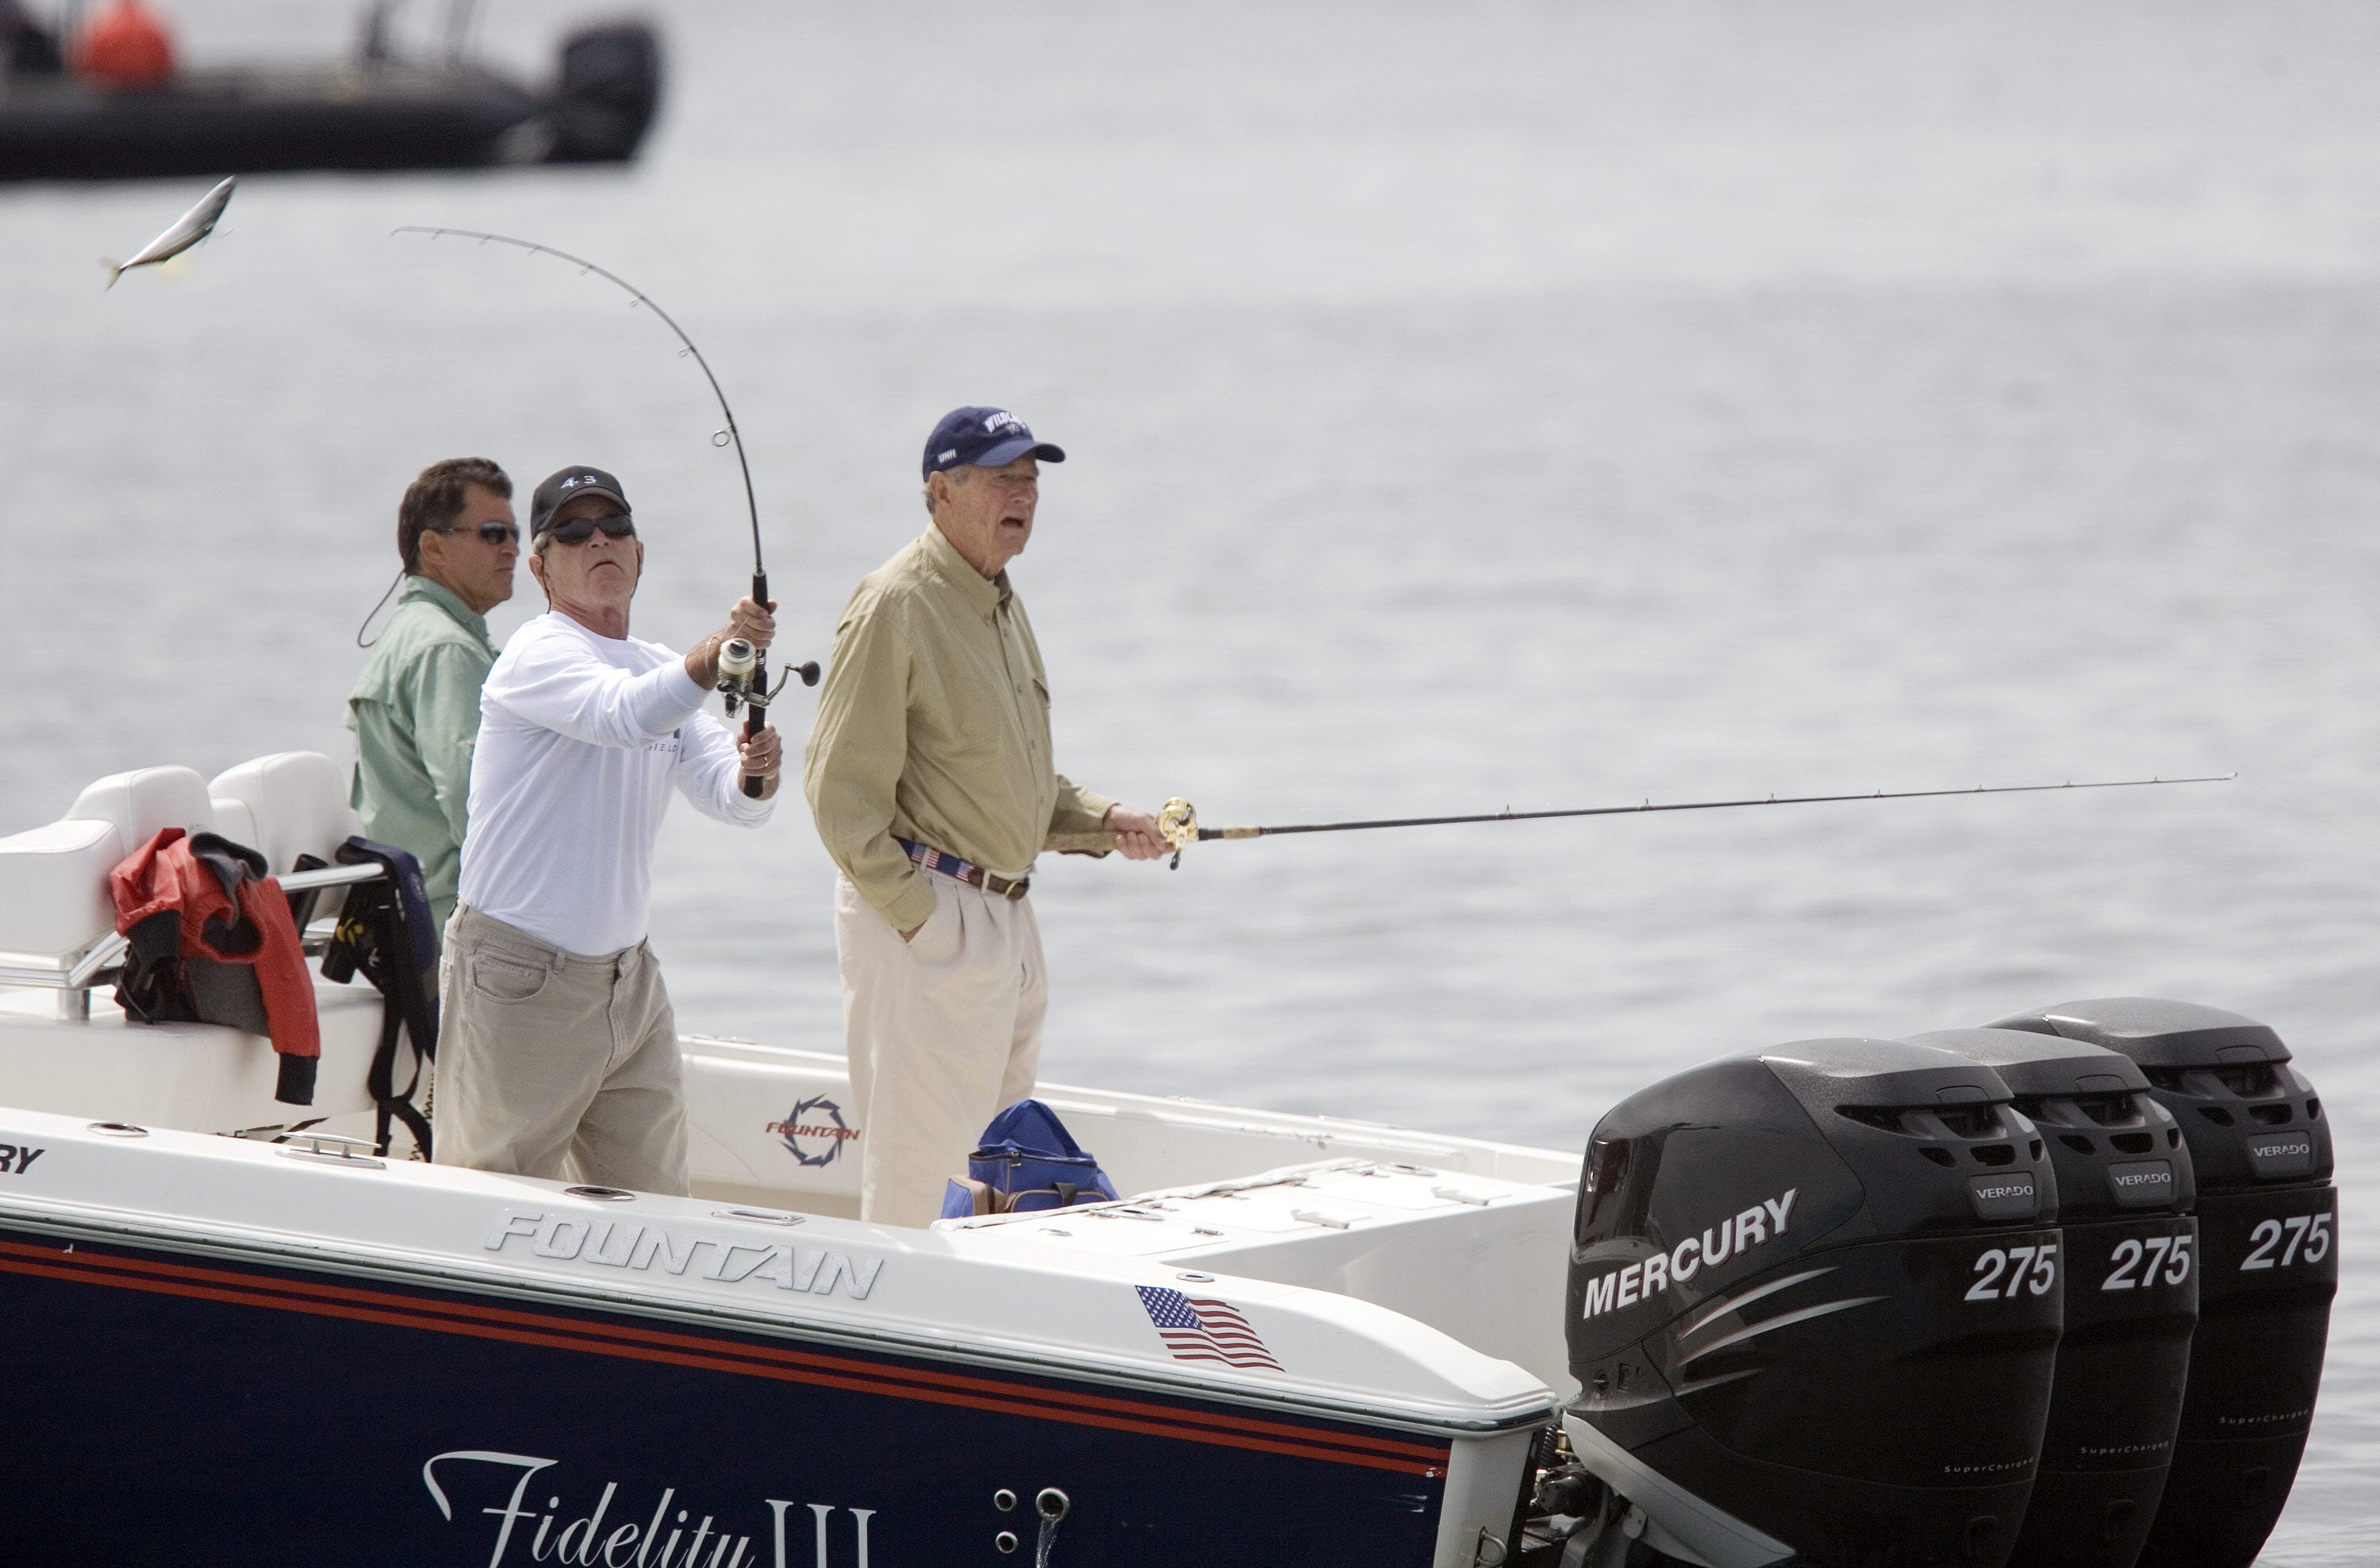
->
xmin=0 ymin=20 xmax=658 ymax=181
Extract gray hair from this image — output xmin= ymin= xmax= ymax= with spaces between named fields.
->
xmin=529 ymin=525 xmax=556 ymax=601
xmin=922 ymin=463 xmax=973 ymax=517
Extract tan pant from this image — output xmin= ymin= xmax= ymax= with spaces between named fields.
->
xmin=837 ymin=871 xmax=1046 ymax=1228
xmin=434 ymin=904 xmax=689 ymax=1196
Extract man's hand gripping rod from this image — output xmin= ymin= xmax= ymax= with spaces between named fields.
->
xmin=393 ymin=226 xmax=822 ymax=797
xmin=1046 ymin=774 xmax=2235 ymax=867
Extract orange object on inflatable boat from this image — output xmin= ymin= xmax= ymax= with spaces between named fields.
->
xmin=76 ymin=0 xmax=176 ymax=89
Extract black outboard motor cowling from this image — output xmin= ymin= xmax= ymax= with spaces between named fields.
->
xmin=1913 ymin=1028 xmax=2198 ymax=1568
xmin=1989 ymin=1000 xmax=2336 ymax=1568
xmin=548 ymin=20 xmax=662 ymax=163
xmin=1566 ymin=1039 xmax=2062 ymax=1568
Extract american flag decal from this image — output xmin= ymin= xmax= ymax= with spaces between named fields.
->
xmin=1135 ymin=1286 xmax=1282 ymax=1370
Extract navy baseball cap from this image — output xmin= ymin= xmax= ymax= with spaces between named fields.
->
xmin=922 ymin=407 xmax=1065 ymax=480
xmin=530 ymin=465 xmax=631 ymax=536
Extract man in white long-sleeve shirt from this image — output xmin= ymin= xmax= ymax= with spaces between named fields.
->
xmin=438 ymin=463 xmax=780 ymax=1195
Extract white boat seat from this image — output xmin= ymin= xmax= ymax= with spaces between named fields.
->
xmin=0 ymin=817 xmax=126 ymax=961
xmin=209 ymin=797 xmax=259 ymax=851
xmin=0 ymin=766 xmax=216 ymax=965
xmin=65 ymin=763 xmax=215 ymax=853
xmin=0 ymin=758 xmax=399 ymax=1136
xmin=208 ymin=751 xmax=359 ymax=874
xmin=0 ymin=755 xmax=363 ymax=968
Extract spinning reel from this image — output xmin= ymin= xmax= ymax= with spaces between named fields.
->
xmin=716 ymin=637 xmax=818 ymax=717
xmin=718 ymin=637 xmax=821 ymax=799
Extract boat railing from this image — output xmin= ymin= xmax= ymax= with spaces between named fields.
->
xmin=0 ymin=859 xmax=388 ymax=1001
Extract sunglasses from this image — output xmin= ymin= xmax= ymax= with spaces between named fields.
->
xmin=434 ymin=521 xmax=520 ymax=547
xmin=543 ymin=514 xmax=637 ymax=546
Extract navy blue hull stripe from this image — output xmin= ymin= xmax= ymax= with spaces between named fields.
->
xmin=0 ymin=1235 xmax=1451 ymax=1476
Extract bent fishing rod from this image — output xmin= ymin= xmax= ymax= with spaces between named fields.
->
xmin=396 ymin=226 xmax=818 ymax=797
xmin=1051 ymin=774 xmax=2237 ymax=867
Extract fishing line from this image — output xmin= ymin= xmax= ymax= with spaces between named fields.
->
xmin=395 ymin=225 xmax=764 ymax=572
xmin=393 ymin=226 xmax=817 ymax=794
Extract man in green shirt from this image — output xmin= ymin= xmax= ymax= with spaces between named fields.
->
xmin=347 ymin=457 xmax=519 ymax=928
xmin=805 ymin=408 xmax=1167 ymax=1227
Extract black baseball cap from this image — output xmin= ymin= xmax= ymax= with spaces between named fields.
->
xmin=530 ymin=465 xmax=631 ymax=536
xmin=921 ymin=407 xmax=1065 ymax=480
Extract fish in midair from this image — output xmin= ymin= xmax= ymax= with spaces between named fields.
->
xmin=102 ymin=175 xmax=236 ymax=290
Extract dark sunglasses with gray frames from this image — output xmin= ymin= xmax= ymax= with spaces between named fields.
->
xmin=430 ymin=521 xmax=521 ymax=547
xmin=543 ymin=514 xmax=637 ymax=546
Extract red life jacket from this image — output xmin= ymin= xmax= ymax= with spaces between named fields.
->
xmin=75 ymin=0 xmax=175 ymax=88
xmin=110 ymin=827 xmax=321 ymax=1104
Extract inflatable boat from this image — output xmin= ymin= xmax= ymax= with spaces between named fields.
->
xmin=0 ymin=19 xmax=659 ymax=181
xmin=0 ymin=752 xmax=2337 ymax=1565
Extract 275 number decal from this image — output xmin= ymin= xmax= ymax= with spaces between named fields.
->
xmin=2241 ymin=1213 xmax=2332 ymax=1272
xmin=2102 ymin=1234 xmax=2191 ymax=1291
xmin=1967 ymin=1243 xmax=2058 ymax=1301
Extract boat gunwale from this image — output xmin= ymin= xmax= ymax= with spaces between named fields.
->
xmin=0 ymin=1193 xmax=1560 ymax=1439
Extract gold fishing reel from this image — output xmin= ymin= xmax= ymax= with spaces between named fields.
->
xmin=1155 ymin=797 xmax=1200 ymax=869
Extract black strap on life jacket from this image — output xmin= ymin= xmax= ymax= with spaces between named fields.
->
xmin=114 ymin=832 xmax=281 ymax=1047
xmin=317 ymin=837 xmax=440 ymax=1159
xmin=115 ymin=908 xmax=195 ymax=1025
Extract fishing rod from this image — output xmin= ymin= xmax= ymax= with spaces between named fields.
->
xmin=1052 ymin=774 xmax=2237 ymax=867
xmin=395 ymin=226 xmax=819 ymax=797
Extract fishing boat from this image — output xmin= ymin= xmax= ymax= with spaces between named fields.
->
xmin=0 ymin=751 xmax=2337 ymax=1566
xmin=0 ymin=10 xmax=659 ymax=182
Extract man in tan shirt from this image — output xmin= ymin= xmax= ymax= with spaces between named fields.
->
xmin=805 ymin=406 xmax=1166 ymax=1225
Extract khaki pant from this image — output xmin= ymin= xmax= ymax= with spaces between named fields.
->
xmin=837 ymin=871 xmax=1046 ymax=1228
xmin=434 ymin=904 xmax=689 ymax=1196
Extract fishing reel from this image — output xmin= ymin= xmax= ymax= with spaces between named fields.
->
xmin=1157 ymin=797 xmax=1199 ymax=869
xmin=715 ymin=637 xmax=820 ymax=717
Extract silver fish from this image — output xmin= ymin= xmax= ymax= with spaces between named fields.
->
xmin=102 ymin=175 xmax=236 ymax=290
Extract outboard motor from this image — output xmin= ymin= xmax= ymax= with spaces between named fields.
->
xmin=1559 ymin=1039 xmax=2062 ymax=1568
xmin=1989 ymin=1001 xmax=2335 ymax=1568
xmin=547 ymin=19 xmax=662 ymax=163
xmin=1912 ymin=1028 xmax=2198 ymax=1568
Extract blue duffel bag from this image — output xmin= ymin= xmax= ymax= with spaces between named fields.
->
xmin=939 ymin=1100 xmax=1119 ymax=1219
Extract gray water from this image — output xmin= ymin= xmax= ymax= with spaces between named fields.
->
xmin=2 ymin=2 xmax=2375 ymax=1556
